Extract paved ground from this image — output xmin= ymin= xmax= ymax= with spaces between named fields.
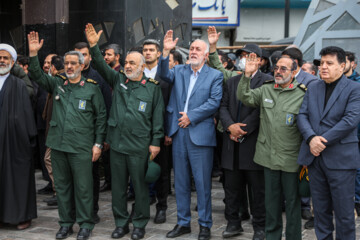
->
xmin=1 ymin=170 xmax=360 ymax=240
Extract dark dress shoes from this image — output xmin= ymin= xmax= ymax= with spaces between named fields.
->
xmin=301 ymin=209 xmax=312 ymax=220
xmin=131 ymin=227 xmax=145 ymax=240
xmin=154 ymin=209 xmax=166 ymax=224
xmin=111 ymin=225 xmax=129 ymax=238
xmin=100 ymin=182 xmax=111 ymax=192
xmin=304 ymin=217 xmax=314 ymax=229
xmin=166 ymin=224 xmax=191 ymax=238
xmin=198 ymin=226 xmax=211 ymax=240
xmin=16 ymin=220 xmax=31 ymax=230
xmin=77 ymin=228 xmax=91 ymax=240
xmin=47 ymin=195 xmax=58 ymax=206
xmin=93 ymin=213 xmax=100 ymax=224
xmin=222 ymin=224 xmax=243 ymax=238
xmin=253 ymin=230 xmax=265 ymax=240
xmin=56 ymin=226 xmax=73 ymax=239
xmin=37 ymin=183 xmax=53 ymax=195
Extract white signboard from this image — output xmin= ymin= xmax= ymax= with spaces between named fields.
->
xmin=192 ymin=0 xmax=240 ymax=27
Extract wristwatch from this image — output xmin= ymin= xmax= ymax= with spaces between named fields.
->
xmin=94 ymin=143 xmax=103 ymax=149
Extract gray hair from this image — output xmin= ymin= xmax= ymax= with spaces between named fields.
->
xmin=64 ymin=51 xmax=84 ymax=64
xmin=105 ymin=43 xmax=122 ymax=56
xmin=191 ymin=39 xmax=210 ymax=54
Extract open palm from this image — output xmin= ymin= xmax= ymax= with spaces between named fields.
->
xmin=85 ymin=23 xmax=103 ymax=47
xmin=27 ymin=31 xmax=43 ymax=56
xmin=163 ymin=30 xmax=178 ymax=51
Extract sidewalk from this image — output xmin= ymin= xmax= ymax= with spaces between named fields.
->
xmin=1 ymin=170 xmax=359 ymax=240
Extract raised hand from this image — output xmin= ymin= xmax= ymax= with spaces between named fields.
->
xmin=207 ymin=26 xmax=221 ymax=46
xmin=27 ymin=31 xmax=44 ymax=57
xmin=85 ymin=23 xmax=103 ymax=47
xmin=244 ymin=53 xmax=260 ymax=77
xmin=162 ymin=30 xmax=178 ymax=57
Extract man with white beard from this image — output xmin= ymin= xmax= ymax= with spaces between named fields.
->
xmin=0 ymin=44 xmax=37 ymax=230
xmin=28 ymin=31 xmax=107 ymax=240
xmin=85 ymin=23 xmax=164 ymax=240
xmin=237 ymin=55 xmax=306 ymax=240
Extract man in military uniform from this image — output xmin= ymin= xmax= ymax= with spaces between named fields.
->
xmin=27 ymin=31 xmax=107 ymax=240
xmin=85 ymin=23 xmax=164 ymax=240
xmin=237 ymin=53 xmax=305 ymax=240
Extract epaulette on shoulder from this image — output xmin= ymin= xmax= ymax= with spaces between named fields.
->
xmin=86 ymin=79 xmax=98 ymax=84
xmin=148 ymin=78 xmax=159 ymax=85
xmin=263 ymin=79 xmax=275 ymax=84
xmin=298 ymin=83 xmax=307 ymax=91
xmin=120 ymin=69 xmax=125 ymax=75
xmin=56 ymin=74 xmax=67 ymax=80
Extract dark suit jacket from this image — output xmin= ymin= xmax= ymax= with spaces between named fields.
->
xmin=220 ymin=71 xmax=273 ymax=170
xmin=296 ymin=69 xmax=318 ymax=86
xmin=155 ymin=73 xmax=172 ymax=135
xmin=297 ymin=75 xmax=360 ymax=169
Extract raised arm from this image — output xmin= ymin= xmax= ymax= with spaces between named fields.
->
xmin=27 ymin=31 xmax=57 ymax=93
xmin=158 ymin=30 xmax=178 ymax=83
xmin=207 ymin=26 xmax=238 ymax=82
xmin=85 ymin=23 xmax=118 ymax=88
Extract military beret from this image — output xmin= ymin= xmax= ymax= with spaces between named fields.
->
xmin=145 ymin=157 xmax=161 ymax=183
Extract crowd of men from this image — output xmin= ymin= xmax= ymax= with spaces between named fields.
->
xmin=0 ymin=24 xmax=360 ymax=240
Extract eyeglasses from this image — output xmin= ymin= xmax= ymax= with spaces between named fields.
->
xmin=274 ymin=66 xmax=291 ymax=73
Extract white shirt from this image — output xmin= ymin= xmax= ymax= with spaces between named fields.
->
xmin=184 ymin=66 xmax=203 ymax=113
xmin=0 ymin=73 xmax=10 ymax=91
xmin=144 ymin=65 xmax=158 ymax=79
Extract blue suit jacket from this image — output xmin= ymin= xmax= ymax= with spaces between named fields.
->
xmin=296 ymin=69 xmax=319 ymax=86
xmin=297 ymin=75 xmax=360 ymax=169
xmin=157 ymin=56 xmax=223 ymax=147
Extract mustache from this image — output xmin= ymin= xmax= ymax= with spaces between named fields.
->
xmin=275 ymin=74 xmax=283 ymax=78
xmin=0 ymin=63 xmax=8 ymax=67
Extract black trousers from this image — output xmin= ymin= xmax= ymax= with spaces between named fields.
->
xmin=223 ymin=147 xmax=265 ymax=231
xmin=154 ymin=140 xmax=171 ymax=211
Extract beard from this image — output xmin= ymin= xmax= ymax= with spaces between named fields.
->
xmin=0 ymin=62 xmax=12 ymax=75
xmin=344 ymin=65 xmax=352 ymax=75
xmin=109 ymin=60 xmax=116 ymax=68
xmin=65 ymin=67 xmax=82 ymax=80
xmin=125 ymin=66 xmax=143 ymax=80
xmin=189 ymin=55 xmax=205 ymax=68
xmin=275 ymin=73 xmax=292 ymax=85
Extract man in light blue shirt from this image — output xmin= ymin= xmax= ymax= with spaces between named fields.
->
xmin=158 ymin=30 xmax=223 ymax=240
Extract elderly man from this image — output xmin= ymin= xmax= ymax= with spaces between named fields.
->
xmin=85 ymin=24 xmax=164 ymax=240
xmin=298 ymin=46 xmax=360 ymax=240
xmin=158 ymin=30 xmax=223 ymax=240
xmin=237 ymin=54 xmax=306 ymax=240
xmin=28 ymin=31 xmax=107 ymax=240
xmin=0 ymin=44 xmax=37 ymax=230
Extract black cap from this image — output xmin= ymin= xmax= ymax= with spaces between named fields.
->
xmin=261 ymin=49 xmax=270 ymax=59
xmin=235 ymin=44 xmax=262 ymax=58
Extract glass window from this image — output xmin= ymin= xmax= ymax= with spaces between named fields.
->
xmin=301 ymin=17 xmax=329 ymax=45
xmin=314 ymin=0 xmax=335 ymax=14
xmin=328 ymin=12 xmax=360 ymax=31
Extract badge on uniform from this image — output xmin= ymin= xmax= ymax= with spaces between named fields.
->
xmin=79 ymin=100 xmax=86 ymax=110
xmin=138 ymin=101 xmax=147 ymax=112
xmin=286 ymin=113 xmax=294 ymax=125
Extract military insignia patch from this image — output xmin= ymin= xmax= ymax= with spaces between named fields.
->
xmin=141 ymin=80 xmax=146 ymax=85
xmin=286 ymin=113 xmax=294 ymax=125
xmin=79 ymin=100 xmax=86 ymax=110
xmin=64 ymin=80 xmax=68 ymax=86
xmin=138 ymin=101 xmax=147 ymax=112
xmin=80 ymin=80 xmax=85 ymax=86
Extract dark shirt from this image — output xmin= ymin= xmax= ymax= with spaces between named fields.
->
xmin=324 ymin=76 xmax=341 ymax=107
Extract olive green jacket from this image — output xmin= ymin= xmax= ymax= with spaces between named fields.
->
xmin=208 ymin=51 xmax=240 ymax=83
xmin=11 ymin=63 xmax=34 ymax=99
xmin=237 ymin=75 xmax=305 ymax=172
xmin=90 ymin=44 xmax=164 ymax=156
xmin=29 ymin=56 xmax=107 ymax=153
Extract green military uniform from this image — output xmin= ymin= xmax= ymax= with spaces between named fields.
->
xmin=237 ymin=75 xmax=306 ymax=240
xmin=208 ymin=51 xmax=240 ymax=83
xmin=89 ymin=44 xmax=164 ymax=228
xmin=28 ymin=56 xmax=106 ymax=230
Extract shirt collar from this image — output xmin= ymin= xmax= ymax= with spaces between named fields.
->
xmin=191 ymin=65 xmax=204 ymax=77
